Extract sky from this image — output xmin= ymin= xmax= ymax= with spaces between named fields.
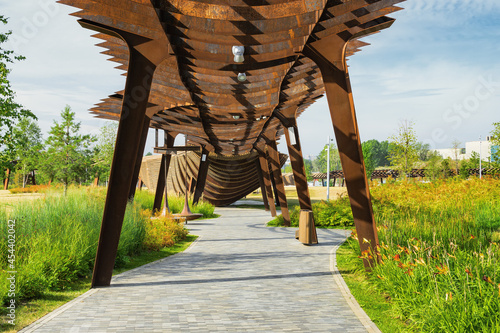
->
xmin=1 ymin=0 xmax=499 ymax=158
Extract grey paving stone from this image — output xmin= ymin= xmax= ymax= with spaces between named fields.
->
xmin=20 ymin=208 xmax=375 ymax=332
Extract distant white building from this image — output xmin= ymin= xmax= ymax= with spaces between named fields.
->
xmin=433 ymin=136 xmax=494 ymax=161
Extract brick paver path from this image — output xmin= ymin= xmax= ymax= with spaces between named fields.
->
xmin=21 ymin=208 xmax=376 ymax=332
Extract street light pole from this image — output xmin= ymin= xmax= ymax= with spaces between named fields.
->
xmin=479 ymin=136 xmax=482 ymax=179
xmin=326 ymin=135 xmax=330 ymax=200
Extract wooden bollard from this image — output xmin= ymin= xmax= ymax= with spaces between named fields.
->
xmin=295 ymin=210 xmax=318 ymax=245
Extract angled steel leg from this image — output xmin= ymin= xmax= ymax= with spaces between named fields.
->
xmin=92 ymin=49 xmax=157 ymax=287
xmin=266 ymin=140 xmax=290 ymax=226
xmin=258 ymin=152 xmax=276 ymax=216
xmin=153 ymin=132 xmax=175 ymax=213
xmin=304 ymin=37 xmax=379 ymax=268
xmin=254 ymin=157 xmax=270 ymax=211
xmin=281 ymin=116 xmax=313 ymax=211
xmin=192 ymin=148 xmax=210 ymax=205
xmin=128 ymin=117 xmax=151 ymax=200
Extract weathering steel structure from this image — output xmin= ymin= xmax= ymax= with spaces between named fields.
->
xmin=59 ymin=0 xmax=404 ymax=287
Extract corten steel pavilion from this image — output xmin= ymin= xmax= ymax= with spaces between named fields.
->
xmin=59 ymin=0 xmax=404 ymax=287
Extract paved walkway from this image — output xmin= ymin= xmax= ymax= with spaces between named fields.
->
xmin=21 ymin=208 xmax=379 ymax=332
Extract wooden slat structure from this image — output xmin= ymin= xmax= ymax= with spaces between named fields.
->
xmin=59 ymin=0 xmax=405 ymax=286
xmin=139 ymin=151 xmax=288 ymax=207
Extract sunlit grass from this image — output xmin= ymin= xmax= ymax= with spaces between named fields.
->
xmin=341 ymin=177 xmax=500 ymax=332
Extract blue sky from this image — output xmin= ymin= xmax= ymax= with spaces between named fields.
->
xmin=1 ymin=0 xmax=499 ymax=157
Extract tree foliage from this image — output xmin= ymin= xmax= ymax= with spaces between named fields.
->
xmin=11 ymin=117 xmax=43 ymax=187
xmin=388 ymin=120 xmax=419 ymax=176
xmin=0 ymin=16 xmax=36 ymax=171
xmin=42 ymin=106 xmax=95 ymax=193
xmin=361 ymin=139 xmax=392 ymax=177
xmin=93 ymin=122 xmax=118 ymax=182
xmin=491 ymin=121 xmax=500 ymax=164
xmin=314 ymin=143 xmax=340 ymax=173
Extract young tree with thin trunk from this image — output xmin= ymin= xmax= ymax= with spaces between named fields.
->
xmin=11 ymin=117 xmax=43 ymax=187
xmin=388 ymin=120 xmax=419 ymax=177
xmin=43 ymin=105 xmax=95 ymax=194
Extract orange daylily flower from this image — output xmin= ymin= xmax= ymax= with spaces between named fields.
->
xmin=394 ymin=254 xmax=400 ymax=262
xmin=415 ymin=258 xmax=426 ymax=266
xmin=483 ymin=276 xmax=493 ymax=284
xmin=435 ymin=264 xmax=449 ymax=275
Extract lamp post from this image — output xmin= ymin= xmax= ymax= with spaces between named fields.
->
xmin=479 ymin=136 xmax=482 ymax=179
xmin=326 ymin=136 xmax=334 ymax=200
xmin=326 ymin=135 xmax=330 ymax=200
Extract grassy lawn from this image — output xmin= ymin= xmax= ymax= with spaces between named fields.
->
xmin=337 ymin=241 xmax=411 ymax=332
xmin=0 ymin=235 xmax=198 ymax=333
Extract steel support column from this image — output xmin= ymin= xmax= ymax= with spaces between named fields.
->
xmin=128 ymin=117 xmax=151 ymax=200
xmin=266 ymin=139 xmax=290 ymax=226
xmin=92 ymin=47 xmax=160 ymax=287
xmin=153 ymin=132 xmax=176 ymax=213
xmin=304 ymin=37 xmax=379 ymax=268
xmin=192 ymin=148 xmax=210 ymax=205
xmin=254 ymin=157 xmax=270 ymax=211
xmin=279 ymin=115 xmax=313 ymax=212
xmin=258 ymin=153 xmax=276 ymax=216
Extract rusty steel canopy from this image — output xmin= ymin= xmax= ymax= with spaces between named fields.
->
xmin=59 ymin=0 xmax=406 ymax=287
xmin=59 ymin=0 xmax=403 ymax=156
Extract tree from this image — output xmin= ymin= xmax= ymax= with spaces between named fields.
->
xmin=11 ymin=117 xmax=43 ymax=187
xmin=388 ymin=120 xmax=419 ymax=177
xmin=491 ymin=122 xmax=500 ymax=165
xmin=0 ymin=16 xmax=36 ymax=172
xmin=362 ymin=141 xmax=377 ymax=178
xmin=43 ymin=106 xmax=95 ymax=193
xmin=451 ymin=139 xmax=462 ymax=173
xmin=415 ymin=142 xmax=431 ymax=161
xmin=314 ymin=143 xmax=340 ymax=174
xmin=93 ymin=122 xmax=118 ymax=183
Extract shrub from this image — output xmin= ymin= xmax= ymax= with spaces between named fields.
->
xmin=8 ymin=185 xmax=51 ymax=194
xmin=269 ymin=195 xmax=354 ymax=228
xmin=143 ymin=216 xmax=188 ymax=251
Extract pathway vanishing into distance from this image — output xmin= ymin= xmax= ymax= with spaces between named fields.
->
xmin=21 ymin=208 xmax=380 ymax=333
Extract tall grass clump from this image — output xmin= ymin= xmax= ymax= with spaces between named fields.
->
xmin=0 ymin=188 xmax=147 ymax=304
xmin=134 ymin=191 xmax=217 ymax=218
xmin=346 ymin=177 xmax=500 ymax=332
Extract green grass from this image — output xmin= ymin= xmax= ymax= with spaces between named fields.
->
xmin=0 ymin=187 xmax=201 ymax=332
xmin=338 ymin=178 xmax=500 ymax=332
xmin=0 ymin=235 xmax=198 ymax=333
xmin=337 ymin=241 xmax=413 ymax=332
xmin=133 ymin=191 xmax=218 ymax=219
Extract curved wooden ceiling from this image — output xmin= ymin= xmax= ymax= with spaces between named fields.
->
xmin=59 ymin=0 xmax=404 ymax=156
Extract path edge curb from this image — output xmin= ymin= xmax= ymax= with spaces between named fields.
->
xmin=330 ymin=239 xmax=382 ymax=333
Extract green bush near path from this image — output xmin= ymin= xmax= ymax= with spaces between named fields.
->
xmin=267 ymin=195 xmax=354 ymax=228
